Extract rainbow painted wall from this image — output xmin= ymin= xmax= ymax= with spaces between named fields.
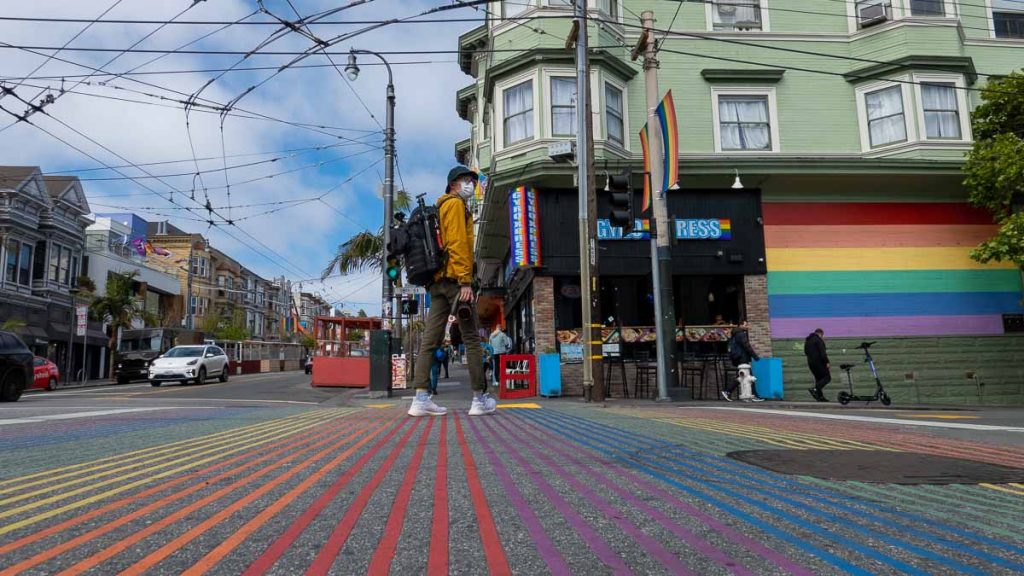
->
xmin=764 ymin=202 xmax=1023 ymax=339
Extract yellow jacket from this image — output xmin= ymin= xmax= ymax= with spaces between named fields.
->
xmin=435 ymin=193 xmax=474 ymax=285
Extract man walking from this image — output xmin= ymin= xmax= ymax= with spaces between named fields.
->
xmin=805 ymin=328 xmax=831 ymax=402
xmin=721 ymin=320 xmax=764 ymax=402
xmin=408 ymin=166 xmax=496 ymax=417
xmin=488 ymin=324 xmax=512 ymax=387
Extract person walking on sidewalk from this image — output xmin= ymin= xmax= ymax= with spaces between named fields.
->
xmin=428 ymin=347 xmax=445 ymax=396
xmin=721 ymin=320 xmax=764 ymax=402
xmin=488 ymin=325 xmax=512 ymax=387
xmin=804 ymin=328 xmax=831 ymax=402
xmin=440 ymin=343 xmax=450 ymax=379
xmin=408 ymin=166 xmax=497 ymax=417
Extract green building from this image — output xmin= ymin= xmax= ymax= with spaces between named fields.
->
xmin=455 ymin=0 xmax=1024 ymax=405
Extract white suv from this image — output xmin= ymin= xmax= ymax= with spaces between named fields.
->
xmin=148 ymin=345 xmax=229 ymax=387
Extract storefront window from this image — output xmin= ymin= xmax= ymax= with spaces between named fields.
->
xmin=673 ymin=275 xmax=745 ymax=326
xmin=600 ymin=276 xmax=655 ymax=327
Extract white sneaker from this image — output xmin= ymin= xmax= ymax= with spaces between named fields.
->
xmin=408 ymin=393 xmax=448 ymax=417
xmin=468 ymin=393 xmax=497 ymax=416
xmin=720 ymin=390 xmax=732 ymax=402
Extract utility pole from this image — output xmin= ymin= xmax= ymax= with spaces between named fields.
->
xmin=636 ymin=10 xmax=676 ymax=401
xmin=574 ymin=0 xmax=604 ymax=402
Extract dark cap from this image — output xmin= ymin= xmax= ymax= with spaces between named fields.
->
xmin=446 ymin=165 xmax=478 ymax=185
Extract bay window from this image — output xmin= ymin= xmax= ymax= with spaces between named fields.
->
xmin=550 ymin=77 xmax=576 ymax=137
xmin=865 ymin=85 xmax=907 ymax=148
xmin=605 ymin=83 xmax=624 ymax=145
xmin=503 ymin=79 xmax=534 ymax=146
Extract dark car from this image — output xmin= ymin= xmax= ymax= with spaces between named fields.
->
xmin=0 ymin=330 xmax=33 ymax=402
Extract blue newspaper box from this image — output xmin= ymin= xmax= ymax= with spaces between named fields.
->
xmin=538 ymin=353 xmax=562 ymax=397
xmin=752 ymin=358 xmax=783 ymax=399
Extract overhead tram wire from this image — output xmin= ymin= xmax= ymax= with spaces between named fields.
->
xmin=0 ymin=60 xmax=456 ymax=82
xmin=2 ymin=91 xmax=318 ymax=282
xmin=43 ymin=141 xmax=372 ymax=175
xmin=3 ymin=78 xmax=385 ymax=143
xmin=1 ymin=0 xmax=123 ymax=94
xmin=0 ymin=0 xmax=201 ymax=135
xmin=0 ymin=42 xmax=387 ymax=145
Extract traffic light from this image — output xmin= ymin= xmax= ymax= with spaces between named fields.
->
xmin=385 ymin=256 xmax=401 ymax=286
xmin=400 ymin=298 xmax=419 ymax=316
xmin=606 ymin=171 xmax=633 ymax=232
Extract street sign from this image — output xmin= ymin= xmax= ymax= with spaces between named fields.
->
xmin=75 ymin=305 xmax=88 ymax=337
xmin=396 ymin=285 xmax=426 ymax=296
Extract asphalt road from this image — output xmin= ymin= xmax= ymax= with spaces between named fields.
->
xmin=1 ymin=368 xmax=1022 ymax=575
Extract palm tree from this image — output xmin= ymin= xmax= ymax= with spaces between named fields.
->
xmin=321 ymin=189 xmax=413 ymax=279
xmin=89 ymin=271 xmax=154 ymax=376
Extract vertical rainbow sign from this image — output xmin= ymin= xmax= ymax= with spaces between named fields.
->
xmin=638 ymin=124 xmax=651 ymax=214
xmin=509 ymin=186 xmax=541 ymax=268
xmin=656 ymin=90 xmax=680 ymax=191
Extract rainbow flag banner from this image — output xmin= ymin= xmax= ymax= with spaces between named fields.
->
xmin=638 ymin=124 xmax=652 ymax=214
xmin=509 ymin=186 xmax=541 ymax=268
xmin=764 ymin=202 xmax=1022 ymax=339
xmin=655 ymin=90 xmax=680 ymax=191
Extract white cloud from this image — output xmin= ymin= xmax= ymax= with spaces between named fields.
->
xmin=0 ymin=0 xmax=478 ymax=314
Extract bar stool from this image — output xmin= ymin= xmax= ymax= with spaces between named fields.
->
xmin=633 ymin=351 xmax=657 ymax=399
xmin=603 ymin=355 xmax=629 ymax=398
xmin=680 ymin=355 xmax=704 ymax=399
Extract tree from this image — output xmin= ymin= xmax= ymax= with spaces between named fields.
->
xmin=1 ymin=319 xmax=26 ymax=331
xmin=89 ymin=271 xmax=153 ymax=375
xmin=320 ymin=189 xmax=413 ymax=279
xmin=964 ymin=71 xmax=1024 ymax=266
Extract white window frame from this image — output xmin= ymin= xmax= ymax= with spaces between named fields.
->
xmin=705 ymin=0 xmax=771 ymax=32
xmin=855 ymin=77 xmax=917 ymax=152
xmin=542 ymin=70 xmax=577 ymax=138
xmin=543 ymin=0 xmax=573 ymax=8
xmin=988 ymin=0 xmax=1024 ymax=39
xmin=494 ymin=71 xmax=540 ymax=152
xmin=903 ymin=0 xmax=957 ymax=18
xmin=711 ymin=86 xmax=780 ymax=154
xmin=595 ymin=0 xmax=620 ymax=22
xmin=191 ymin=255 xmax=208 ymax=278
xmin=501 ymin=0 xmax=535 ymax=19
xmin=912 ymin=73 xmax=972 ymax=142
xmin=603 ymin=77 xmax=628 ymax=149
xmin=847 ymin=0 xmax=958 ymax=33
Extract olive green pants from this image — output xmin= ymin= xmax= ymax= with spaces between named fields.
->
xmin=413 ymin=280 xmax=485 ymax=392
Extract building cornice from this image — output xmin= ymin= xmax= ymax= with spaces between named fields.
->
xmin=458 ymin=24 xmax=489 ymax=77
xmin=701 ymin=68 xmax=785 ymax=84
xmin=844 ymin=55 xmax=978 ymax=85
xmin=456 ymin=84 xmax=477 ymax=121
xmin=483 ymin=48 xmax=637 ymax=102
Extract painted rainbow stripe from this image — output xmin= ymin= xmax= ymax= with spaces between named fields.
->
xmin=720 ymin=218 xmax=732 ymax=240
xmin=638 ymin=124 xmax=651 ymax=213
xmin=764 ymin=202 xmax=1021 ymax=339
xmin=656 ymin=90 xmax=680 ymax=192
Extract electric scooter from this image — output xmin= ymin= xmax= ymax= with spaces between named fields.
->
xmin=837 ymin=341 xmax=892 ymax=406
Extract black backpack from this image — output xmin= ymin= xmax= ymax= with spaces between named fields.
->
xmin=388 ymin=195 xmax=453 ymax=287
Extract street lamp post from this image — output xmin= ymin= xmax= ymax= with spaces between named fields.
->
xmin=345 ymin=49 xmax=398 ymax=346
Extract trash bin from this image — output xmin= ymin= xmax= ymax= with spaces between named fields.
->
xmin=538 ymin=353 xmax=561 ymax=397
xmin=752 ymin=358 xmax=783 ymax=399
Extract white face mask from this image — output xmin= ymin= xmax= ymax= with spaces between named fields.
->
xmin=457 ymin=179 xmax=475 ymax=199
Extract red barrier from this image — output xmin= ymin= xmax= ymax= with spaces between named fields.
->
xmin=311 ymin=356 xmax=370 ymax=388
xmin=497 ymin=354 xmax=536 ymax=400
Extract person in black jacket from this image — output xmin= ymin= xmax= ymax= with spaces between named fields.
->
xmin=804 ymin=328 xmax=831 ymax=401
xmin=721 ymin=320 xmax=763 ymax=402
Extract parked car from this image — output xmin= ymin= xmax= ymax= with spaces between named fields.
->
xmin=148 ymin=345 xmax=229 ymax=387
xmin=32 ymin=356 xmax=60 ymax=391
xmin=115 ymin=328 xmax=204 ymax=384
xmin=0 ymin=331 xmax=32 ymax=402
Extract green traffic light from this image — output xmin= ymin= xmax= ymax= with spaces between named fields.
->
xmin=386 ymin=266 xmax=399 ymax=280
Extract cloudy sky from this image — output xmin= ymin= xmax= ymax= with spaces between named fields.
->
xmin=0 ymin=0 xmax=481 ymax=313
